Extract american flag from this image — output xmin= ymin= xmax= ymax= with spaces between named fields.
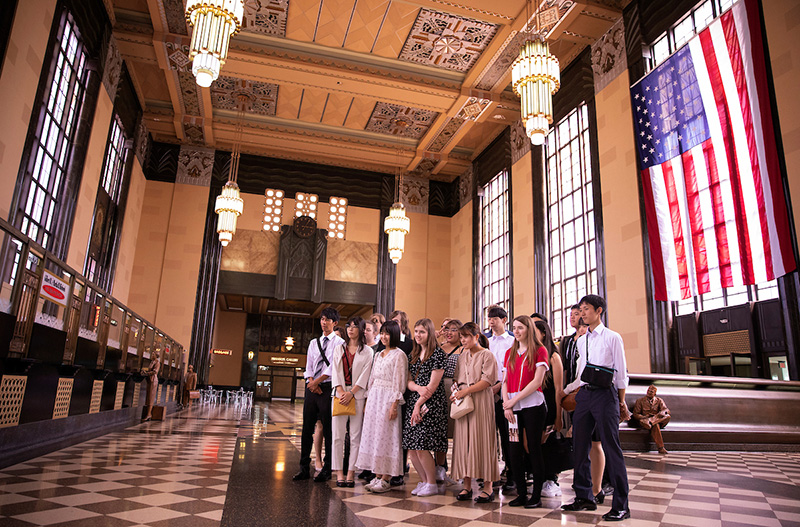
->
xmin=632 ymin=0 xmax=795 ymax=301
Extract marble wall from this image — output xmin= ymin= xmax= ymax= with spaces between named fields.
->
xmin=220 ymin=230 xmax=280 ymax=275
xmin=325 ymin=240 xmax=378 ymax=284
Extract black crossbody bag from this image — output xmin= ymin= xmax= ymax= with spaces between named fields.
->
xmin=580 ymin=336 xmax=614 ymax=388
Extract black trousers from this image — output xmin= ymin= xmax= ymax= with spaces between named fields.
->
xmin=299 ymin=383 xmax=332 ymax=471
xmin=494 ymin=398 xmax=512 ymax=480
xmin=572 ymin=386 xmax=629 ymax=511
xmin=510 ymin=404 xmax=546 ymax=500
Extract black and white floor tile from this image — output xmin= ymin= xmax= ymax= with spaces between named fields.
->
xmin=1 ymin=401 xmax=798 ymax=526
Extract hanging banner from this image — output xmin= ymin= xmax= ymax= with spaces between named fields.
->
xmin=40 ymin=270 xmax=69 ymax=307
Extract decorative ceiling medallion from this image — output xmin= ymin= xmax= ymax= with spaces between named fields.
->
xmin=427 ymin=117 xmax=465 ymax=153
xmin=183 ymin=122 xmax=205 ymax=144
xmin=407 ymin=158 xmax=437 ymax=178
xmin=162 ymin=0 xmax=188 ymax=35
xmin=399 ymin=9 xmax=497 ymax=73
xmin=242 ymin=0 xmax=289 ymax=37
xmin=457 ymin=97 xmax=491 ymax=121
xmin=211 ymin=76 xmax=278 ymax=116
xmin=365 ymin=103 xmax=438 ymax=139
xmin=165 ymin=41 xmax=192 ymax=71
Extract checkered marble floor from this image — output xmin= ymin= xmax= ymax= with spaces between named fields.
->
xmin=0 ymin=406 xmax=239 ymax=526
xmin=3 ymin=400 xmax=800 ymax=527
xmin=266 ymin=400 xmax=800 ymax=527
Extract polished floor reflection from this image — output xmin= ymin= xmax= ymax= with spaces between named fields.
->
xmin=1 ymin=401 xmax=799 ymax=526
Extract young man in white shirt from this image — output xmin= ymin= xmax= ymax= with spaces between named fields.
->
xmin=562 ymin=295 xmax=631 ymax=521
xmin=486 ymin=305 xmax=515 ymax=489
xmin=294 ymin=307 xmax=345 ymax=482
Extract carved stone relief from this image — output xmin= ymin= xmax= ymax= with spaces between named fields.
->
xmin=400 ymin=175 xmax=430 ymax=214
xmin=165 ymin=41 xmax=192 ymax=71
xmin=102 ymin=35 xmax=122 ymax=99
xmin=177 ymin=145 xmax=214 ymax=186
xmin=399 ymin=9 xmax=498 ymax=73
xmin=163 ymin=0 xmax=188 ymax=35
xmin=459 ymin=165 xmax=473 ymax=208
xmin=134 ymin=120 xmax=152 ymax=167
xmin=242 ymin=0 xmax=289 ymax=37
xmin=211 ymin=76 xmax=278 ymax=116
xmin=177 ymin=71 xmax=202 ymax=116
xmin=591 ymin=18 xmax=626 ymax=94
xmin=510 ymin=119 xmax=531 ymax=164
xmin=365 ymin=103 xmax=438 ymax=139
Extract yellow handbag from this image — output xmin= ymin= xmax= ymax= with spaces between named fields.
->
xmin=332 ymin=396 xmax=356 ymax=416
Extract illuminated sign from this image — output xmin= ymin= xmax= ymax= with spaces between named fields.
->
xmin=212 ymin=349 xmax=233 ymax=356
xmin=268 ymin=356 xmax=300 ymax=366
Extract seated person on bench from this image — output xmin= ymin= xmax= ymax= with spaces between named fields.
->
xmin=631 ymin=385 xmax=670 ymax=454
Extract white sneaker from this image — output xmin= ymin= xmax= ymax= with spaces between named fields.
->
xmin=371 ymin=478 xmax=392 ymax=493
xmin=435 ymin=466 xmax=446 ymax=482
xmin=365 ymin=478 xmax=380 ymax=492
xmin=411 ymin=481 xmax=425 ymax=495
xmin=541 ymin=480 xmax=562 ymax=497
xmin=416 ymin=482 xmax=439 ymax=497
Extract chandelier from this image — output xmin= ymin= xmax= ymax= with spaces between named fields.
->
xmin=185 ymin=0 xmax=244 ymax=88
xmin=383 ymin=153 xmax=410 ymax=264
xmin=511 ymin=34 xmax=560 ymax=145
xmin=214 ymin=95 xmax=247 ymax=246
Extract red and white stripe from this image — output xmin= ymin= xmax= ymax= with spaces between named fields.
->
xmin=642 ymin=0 xmax=795 ymax=301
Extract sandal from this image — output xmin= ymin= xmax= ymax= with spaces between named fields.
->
xmin=475 ymin=491 xmax=495 ymax=503
xmin=456 ymin=489 xmax=473 ymax=501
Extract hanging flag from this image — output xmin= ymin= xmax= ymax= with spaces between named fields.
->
xmin=632 ymin=0 xmax=795 ymax=301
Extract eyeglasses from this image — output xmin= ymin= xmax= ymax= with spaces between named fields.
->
xmin=443 ymin=328 xmax=459 ymax=333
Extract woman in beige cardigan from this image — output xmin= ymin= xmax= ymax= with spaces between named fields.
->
xmin=331 ymin=316 xmax=374 ymax=487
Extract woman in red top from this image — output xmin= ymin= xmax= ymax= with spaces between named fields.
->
xmin=501 ymin=315 xmax=549 ymax=508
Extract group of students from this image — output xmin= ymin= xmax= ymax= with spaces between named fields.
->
xmin=293 ymin=295 xmax=632 ymax=522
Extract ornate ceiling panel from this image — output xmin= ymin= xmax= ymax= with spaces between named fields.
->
xmin=365 ymin=103 xmax=438 ymax=139
xmin=398 ymin=9 xmax=498 ymax=72
xmin=116 ymin=0 xmax=623 ymax=181
xmin=242 ymin=0 xmax=289 ymax=37
xmin=211 ymin=76 xmax=278 ymax=116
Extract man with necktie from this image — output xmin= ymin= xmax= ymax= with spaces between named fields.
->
xmin=294 ymin=307 xmax=344 ymax=482
xmin=561 ymin=295 xmax=631 ymax=522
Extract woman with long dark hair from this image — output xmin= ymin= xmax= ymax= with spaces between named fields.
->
xmin=502 ymin=316 xmax=549 ymax=508
xmin=451 ymin=322 xmax=499 ymax=502
xmin=403 ymin=318 xmax=448 ymax=497
xmin=533 ymin=319 xmax=565 ymax=497
xmin=331 ymin=317 xmax=374 ymax=487
xmin=357 ymin=321 xmax=408 ymax=493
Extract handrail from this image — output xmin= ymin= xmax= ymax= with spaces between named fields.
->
xmin=629 ymin=372 xmax=800 ymax=388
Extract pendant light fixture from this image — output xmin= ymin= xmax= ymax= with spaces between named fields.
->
xmin=511 ymin=3 xmax=560 ymax=145
xmin=185 ymin=0 xmax=244 ymax=88
xmin=215 ymin=95 xmax=246 ymax=246
xmin=383 ymin=152 xmax=410 ymax=264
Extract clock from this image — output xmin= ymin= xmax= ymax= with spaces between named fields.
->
xmin=293 ymin=215 xmax=317 ymax=238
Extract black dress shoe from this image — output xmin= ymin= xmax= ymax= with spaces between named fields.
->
xmin=508 ymin=495 xmax=527 ymax=507
xmin=524 ymin=499 xmax=542 ymax=509
xmin=390 ymin=475 xmax=404 ymax=486
xmin=293 ymin=469 xmax=311 ymax=481
xmin=475 ymin=491 xmax=495 ymax=503
xmin=502 ymin=480 xmax=517 ymax=492
xmin=602 ymin=509 xmax=631 ymax=521
xmin=456 ymin=489 xmax=473 ymax=501
xmin=336 ymin=480 xmax=347 ymax=487
xmin=561 ymin=498 xmax=598 ymax=511
xmin=595 ymin=490 xmax=605 ymax=504
xmin=345 ymin=480 xmax=355 ymax=488
xmin=358 ymin=470 xmax=374 ymax=481
xmin=314 ymin=470 xmax=331 ymax=482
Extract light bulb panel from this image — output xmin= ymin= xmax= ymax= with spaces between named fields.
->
xmin=327 ymin=197 xmax=348 ymax=239
xmin=263 ymin=188 xmax=285 ymax=232
xmin=294 ymin=192 xmax=319 ymax=219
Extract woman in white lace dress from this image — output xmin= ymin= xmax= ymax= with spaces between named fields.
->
xmin=356 ymin=321 xmax=408 ymax=493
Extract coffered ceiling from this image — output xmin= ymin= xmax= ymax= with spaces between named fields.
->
xmin=111 ymin=0 xmax=627 ymax=181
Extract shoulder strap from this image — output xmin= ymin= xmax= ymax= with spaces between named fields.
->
xmin=316 ymin=337 xmax=330 ymax=367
